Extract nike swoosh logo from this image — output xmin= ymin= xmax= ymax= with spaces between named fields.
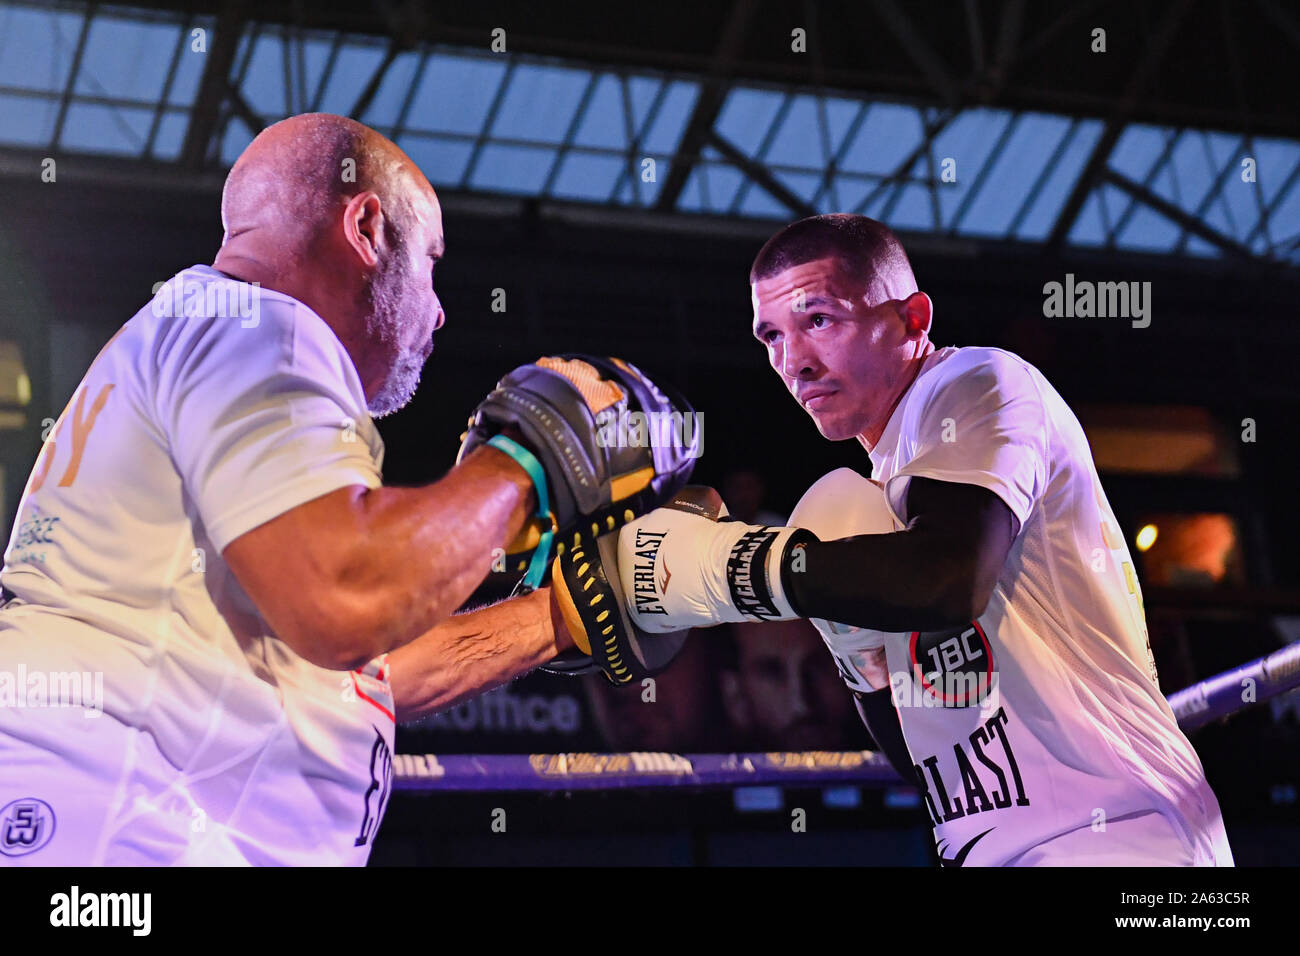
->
xmin=659 ymin=559 xmax=671 ymax=595
xmin=936 ymin=828 xmax=994 ymax=867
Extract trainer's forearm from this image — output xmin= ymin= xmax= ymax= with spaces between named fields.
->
xmin=336 ymin=445 xmax=537 ymax=662
xmin=388 ymin=587 xmax=574 ymax=722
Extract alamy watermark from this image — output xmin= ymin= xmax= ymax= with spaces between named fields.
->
xmin=151 ymin=275 xmax=261 ymax=328
xmin=1042 ymin=273 xmax=1151 ymax=328
xmin=0 ymin=665 xmax=104 ymax=716
xmin=890 ymin=668 xmax=1001 ymax=717
xmin=594 ymin=407 xmax=703 ymax=459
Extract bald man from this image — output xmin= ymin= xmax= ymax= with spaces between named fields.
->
xmin=614 ymin=214 xmax=1233 ymax=866
xmin=0 ymin=114 xmax=584 ymax=865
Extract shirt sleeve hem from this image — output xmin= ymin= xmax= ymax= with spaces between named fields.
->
xmin=883 ymin=467 xmax=1033 ymax=532
xmin=207 ymin=470 xmax=382 ymax=554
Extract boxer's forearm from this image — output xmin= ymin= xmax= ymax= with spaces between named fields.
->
xmin=785 ymin=478 xmax=1016 ymax=632
xmin=786 ymin=530 xmax=977 ymax=632
xmin=388 ymin=587 xmax=575 ymax=723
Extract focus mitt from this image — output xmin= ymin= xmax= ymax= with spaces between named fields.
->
xmin=458 ymin=355 xmax=699 ymax=590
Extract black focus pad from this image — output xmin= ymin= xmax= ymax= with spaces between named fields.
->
xmin=459 ymin=361 xmax=609 ymax=525
xmin=561 ymin=355 xmax=700 ymax=520
xmin=545 ymin=530 xmax=690 ymax=685
xmin=458 ymin=355 xmax=700 ymax=574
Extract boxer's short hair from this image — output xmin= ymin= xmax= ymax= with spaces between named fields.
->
xmin=749 ymin=214 xmax=913 ymax=303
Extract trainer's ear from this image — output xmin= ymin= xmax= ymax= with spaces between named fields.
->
xmin=341 ymin=191 xmax=385 ymax=268
xmin=898 ymin=291 xmax=933 ymax=337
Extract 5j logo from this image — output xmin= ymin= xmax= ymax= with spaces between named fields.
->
xmin=0 ymin=798 xmax=56 ymax=856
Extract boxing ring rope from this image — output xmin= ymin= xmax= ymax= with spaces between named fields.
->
xmin=392 ymin=640 xmax=1300 ymax=792
xmin=392 ymin=750 xmax=901 ymax=791
xmin=1166 ymin=638 xmax=1300 ymax=732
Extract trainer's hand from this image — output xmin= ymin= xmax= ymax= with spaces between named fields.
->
xmin=616 ymin=487 xmax=814 ymax=633
xmin=457 ymin=355 xmax=698 ymax=585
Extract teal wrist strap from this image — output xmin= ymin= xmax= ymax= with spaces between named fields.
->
xmin=486 ymin=434 xmax=554 ymax=589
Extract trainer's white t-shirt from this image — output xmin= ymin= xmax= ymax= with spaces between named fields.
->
xmin=0 ymin=265 xmax=396 ymax=865
xmin=808 ymin=346 xmax=1232 ymax=866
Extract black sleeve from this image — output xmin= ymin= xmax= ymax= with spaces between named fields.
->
xmin=853 ymin=686 xmax=913 ymax=780
xmin=782 ymin=477 xmax=1018 ymax=633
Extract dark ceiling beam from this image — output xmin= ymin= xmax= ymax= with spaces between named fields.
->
xmin=852 ymin=108 xmax=958 ymax=217
xmin=998 ymin=0 xmax=1112 ymax=74
xmin=870 ymin=0 xmax=959 ymax=107
xmin=1172 ymin=132 xmax=1248 ymax=256
xmin=179 ymin=0 xmax=249 ymax=168
xmin=1100 ymin=168 xmax=1256 ymax=262
xmin=706 ymin=131 xmax=815 ymax=219
xmin=988 ymin=0 xmax=1026 ymax=92
xmin=224 ymin=84 xmax=267 ymax=139
xmin=349 ymin=38 xmax=404 ymax=119
xmin=110 ymin=0 xmax=1300 ymax=140
xmin=653 ymin=0 xmax=758 ymax=212
xmin=144 ymin=10 xmax=194 ymax=158
xmin=1245 ymin=158 xmax=1300 ymax=249
xmin=5 ymin=144 xmax=1296 ymax=303
xmin=1105 ymin=127 xmax=1182 ymax=250
xmin=962 ymin=0 xmax=986 ymax=76
xmin=350 ymin=0 xmax=427 ymax=120
xmin=308 ymin=32 xmax=345 ymax=112
xmin=1220 ymin=1 xmax=1272 ymax=249
xmin=1255 ymin=0 xmax=1300 ymax=56
xmin=983 ymin=84 xmax=1296 ymax=141
xmin=724 ymin=93 xmax=794 ymax=215
xmin=50 ymin=4 xmax=96 ymax=151
xmin=1170 ymin=132 xmax=1248 ymax=257
xmin=1046 ymin=0 xmax=1192 ymax=249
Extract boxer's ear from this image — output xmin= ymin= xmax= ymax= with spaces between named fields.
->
xmin=899 ymin=291 xmax=933 ymax=337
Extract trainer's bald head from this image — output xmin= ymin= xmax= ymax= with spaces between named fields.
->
xmin=214 ymin=113 xmax=446 ymax=418
xmin=220 ymin=113 xmax=437 ymax=252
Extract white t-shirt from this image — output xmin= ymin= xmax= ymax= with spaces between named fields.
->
xmin=0 ymin=265 xmax=396 ymax=865
xmin=800 ymin=346 xmax=1232 ymax=866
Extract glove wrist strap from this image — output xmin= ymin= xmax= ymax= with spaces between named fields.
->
xmin=487 ymin=434 xmax=554 ymax=590
xmin=724 ymin=525 xmax=807 ymax=623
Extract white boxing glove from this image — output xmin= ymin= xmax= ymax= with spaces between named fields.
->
xmin=617 ymin=486 xmax=810 ymax=633
xmin=789 ymin=468 xmax=906 ymax=691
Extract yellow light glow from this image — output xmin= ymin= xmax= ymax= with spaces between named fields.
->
xmin=1136 ymin=524 xmax=1158 ymax=552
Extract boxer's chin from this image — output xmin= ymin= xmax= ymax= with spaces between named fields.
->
xmin=809 ymin=408 xmax=855 ymax=442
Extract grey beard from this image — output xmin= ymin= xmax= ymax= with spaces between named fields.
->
xmin=364 ymin=253 xmax=429 ymax=418
xmin=367 ymin=345 xmax=427 ymax=418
